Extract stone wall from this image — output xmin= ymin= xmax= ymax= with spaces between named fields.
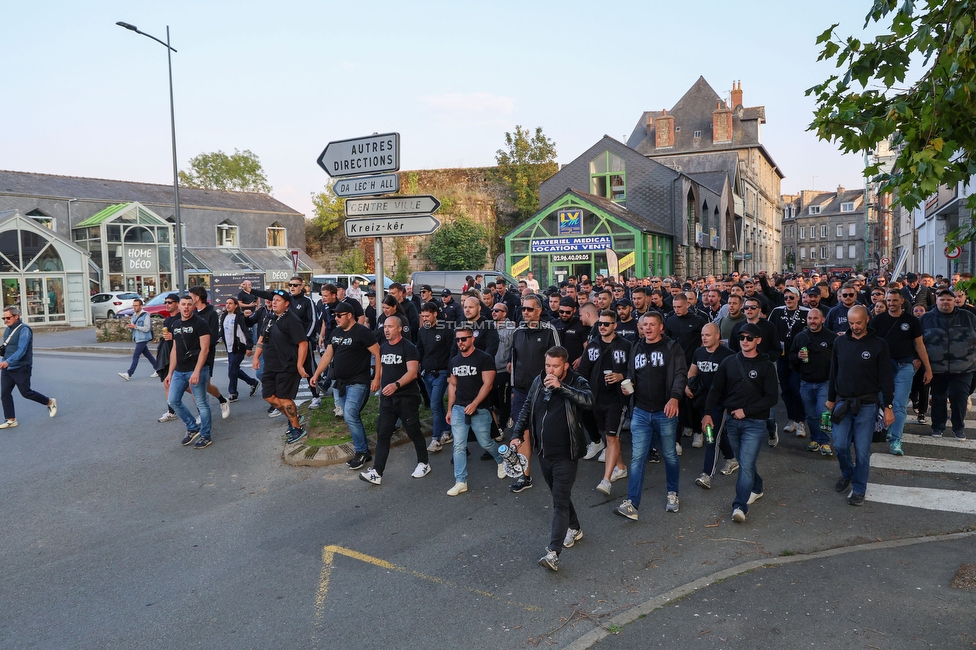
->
xmin=95 ymin=316 xmax=167 ymax=343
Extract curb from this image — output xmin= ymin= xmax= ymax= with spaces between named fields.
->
xmin=281 ymin=413 xmax=434 ymax=467
xmin=564 ymin=528 xmax=976 ymax=650
xmin=35 ymin=346 xmax=230 ymax=358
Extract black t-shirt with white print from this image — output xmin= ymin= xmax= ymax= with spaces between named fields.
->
xmin=328 ymin=322 xmax=375 ymax=385
xmin=632 ymin=339 xmax=670 ymax=412
xmin=380 ymin=338 xmax=420 ymax=395
xmin=450 ymin=348 xmax=494 ymax=408
xmin=263 ymin=309 xmax=307 ymax=373
xmin=172 ymin=314 xmax=210 ymax=373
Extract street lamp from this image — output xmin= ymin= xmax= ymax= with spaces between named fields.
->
xmin=116 ymin=21 xmax=185 ymax=293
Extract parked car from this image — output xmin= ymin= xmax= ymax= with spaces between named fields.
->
xmin=309 ymin=274 xmax=394 ymax=298
xmin=90 ymin=292 xmax=143 ymax=319
xmin=116 ymin=293 xmax=172 ymax=319
xmin=409 ymin=270 xmax=518 ymax=297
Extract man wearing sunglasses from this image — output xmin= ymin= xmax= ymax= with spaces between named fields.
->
xmin=507 ymin=294 xmax=561 ymax=493
xmin=155 ymin=293 xmax=182 ymax=423
xmin=702 ymin=322 xmax=779 ymax=523
xmin=553 ymin=297 xmax=587 ymax=369
xmin=729 ymin=297 xmax=782 ymax=446
xmin=769 ymin=287 xmax=810 ymax=438
xmin=827 ymin=281 xmax=861 ymax=334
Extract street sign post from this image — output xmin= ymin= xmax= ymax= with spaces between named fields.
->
xmin=345 ymin=215 xmax=441 ymax=239
xmin=332 ymin=173 xmax=400 ymax=198
xmin=317 ymin=132 xmax=400 ymax=178
xmin=946 ymin=246 xmax=962 ymax=259
xmin=880 ymin=256 xmax=891 ymax=266
xmin=344 ymin=195 xmax=441 ymax=218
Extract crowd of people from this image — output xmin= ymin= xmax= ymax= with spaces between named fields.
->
xmin=112 ymin=268 xmax=976 ymax=572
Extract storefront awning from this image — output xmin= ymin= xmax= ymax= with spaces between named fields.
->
xmin=182 ymin=247 xmax=324 ymax=280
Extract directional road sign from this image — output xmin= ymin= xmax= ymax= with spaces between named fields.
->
xmin=344 ymin=195 xmax=441 ymax=218
xmin=317 ymin=132 xmax=400 ymax=178
xmin=345 ymin=215 xmax=441 ymax=238
xmin=332 ymin=173 xmax=400 ymax=198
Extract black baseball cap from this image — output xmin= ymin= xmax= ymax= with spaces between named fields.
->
xmin=441 ymin=289 xmax=452 ymax=296
xmin=271 ymin=289 xmax=292 ymax=302
xmin=419 ymin=284 xmax=433 ymax=293
xmin=615 ymin=298 xmax=633 ymax=308
xmin=333 ymin=302 xmax=354 ymax=314
xmin=739 ymin=323 xmax=762 ymax=337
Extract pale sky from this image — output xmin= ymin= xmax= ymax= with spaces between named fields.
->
xmin=3 ymin=0 xmax=881 ymax=220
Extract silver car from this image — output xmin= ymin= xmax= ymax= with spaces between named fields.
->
xmin=90 ymin=292 xmax=143 ymax=319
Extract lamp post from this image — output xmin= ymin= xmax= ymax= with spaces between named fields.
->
xmin=116 ymin=21 xmax=185 ymax=293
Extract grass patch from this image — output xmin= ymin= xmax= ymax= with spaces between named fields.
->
xmin=304 ymin=394 xmax=431 ymax=446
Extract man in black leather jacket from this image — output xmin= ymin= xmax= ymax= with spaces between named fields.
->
xmin=510 ymin=346 xmax=594 ymax=572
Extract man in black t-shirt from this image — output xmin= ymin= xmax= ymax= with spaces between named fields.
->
xmin=687 ymin=323 xmax=736 ymax=486
xmin=445 ymin=324 xmax=505 ymax=496
xmin=359 ymin=316 xmax=431 ymax=485
xmin=166 ymin=296 xmax=213 ymax=449
xmin=189 ymin=287 xmax=231 ymax=419
xmin=418 ymin=302 xmax=452 ymax=450
xmin=156 ymin=294 xmax=181 ymax=423
xmin=312 ymin=302 xmax=380 ymax=470
xmin=253 ymin=289 xmax=309 ymax=445
xmin=872 ymin=288 xmax=932 ymax=455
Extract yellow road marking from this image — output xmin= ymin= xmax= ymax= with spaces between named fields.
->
xmin=313 ymin=544 xmax=540 ymax=634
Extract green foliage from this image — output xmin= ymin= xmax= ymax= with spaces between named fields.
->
xmin=422 ymin=214 xmax=488 ymax=270
xmin=495 ymin=126 xmax=558 ymax=218
xmin=179 ymin=148 xmax=271 ymax=193
xmin=336 ymin=247 xmax=367 ymax=274
xmin=785 ymin=250 xmax=796 ymax=271
xmin=807 ymin=0 xmax=976 ymax=253
xmin=310 ymin=182 xmax=345 ymax=237
xmin=406 ymin=172 xmax=420 ymax=195
xmin=393 ymin=239 xmax=411 ymax=283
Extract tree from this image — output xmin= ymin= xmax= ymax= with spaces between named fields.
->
xmin=309 ymin=182 xmax=345 ymax=237
xmin=336 ymin=247 xmax=367 ymax=274
xmin=422 ymin=214 xmax=488 ymax=270
xmin=807 ymin=0 xmax=976 ymax=294
xmin=179 ymin=149 xmax=272 ymax=193
xmin=495 ymin=126 xmax=558 ymax=218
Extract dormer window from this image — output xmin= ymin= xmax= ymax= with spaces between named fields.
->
xmin=216 ymin=220 xmax=239 ymax=247
xmin=26 ymin=209 xmax=54 ymax=230
xmin=840 ymin=202 xmax=855 ymax=212
xmin=809 ymin=205 xmax=821 ymax=215
xmin=589 ymin=152 xmax=626 ymax=202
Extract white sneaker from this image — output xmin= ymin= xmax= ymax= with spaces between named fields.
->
xmin=426 ymin=439 xmax=442 ymax=453
xmin=783 ymin=420 xmax=796 ymax=433
xmin=333 ymin=405 xmax=344 ymax=418
xmin=747 ymin=491 xmax=764 ymax=505
xmin=439 ymin=432 xmax=454 ymax=444
xmin=610 ymin=466 xmax=628 ymax=482
xmin=563 ymin=527 xmax=583 ymax=548
xmin=118 ymin=372 xmax=131 ymax=381
xmin=682 ymin=427 xmax=692 ymax=438
xmin=150 ymin=371 xmax=158 ymax=378
xmin=692 ymin=432 xmax=704 ymax=448
xmin=269 ymin=409 xmax=282 ymax=418
xmin=309 ymin=397 xmax=322 ymax=409
xmin=665 ymin=491 xmax=679 ymax=513
xmin=0 ymin=419 xmax=17 ymax=429
xmin=220 ymin=401 xmax=230 ymax=419
xmin=158 ymin=412 xmax=178 ymax=423
xmin=48 ymin=398 xmax=57 ymax=418
xmin=497 ymin=462 xmax=507 ymax=479
xmin=411 ymin=463 xmax=431 ymax=479
xmin=447 ymin=482 xmax=468 ymax=496
xmin=359 ymin=468 xmax=382 ymax=485
xmin=195 ymin=415 xmax=201 ymax=425
xmin=583 ymin=440 xmax=606 ymax=460
xmin=732 ymin=507 xmax=746 ymax=523
xmin=720 ymin=459 xmax=739 ymax=475
xmin=676 ymin=442 xmax=683 ymax=456
xmin=795 ymin=422 xmax=807 ymax=438
xmin=596 ymin=478 xmax=612 ymax=496
xmin=597 ymin=449 xmax=606 ymax=462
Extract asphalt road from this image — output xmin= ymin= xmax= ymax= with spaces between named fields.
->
xmin=2 ymin=352 xmax=974 ymax=649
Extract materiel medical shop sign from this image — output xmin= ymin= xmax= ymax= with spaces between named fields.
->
xmin=531 ymin=236 xmax=613 ymax=253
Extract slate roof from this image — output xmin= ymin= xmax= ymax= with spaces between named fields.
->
xmin=686 ymin=171 xmax=730 ymax=196
xmin=625 ymin=77 xmax=783 ymax=179
xmin=515 ymin=188 xmax=671 ymax=238
xmin=0 ymin=170 xmax=302 ymax=215
xmin=788 ymin=189 xmax=865 ymax=217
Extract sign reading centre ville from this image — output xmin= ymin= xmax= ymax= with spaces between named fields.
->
xmin=531 ymin=236 xmax=613 ymax=253
xmin=345 ymin=195 xmax=441 ymax=217
xmin=317 ymin=133 xmax=400 ymax=178
xmin=122 ymin=246 xmax=157 ymax=274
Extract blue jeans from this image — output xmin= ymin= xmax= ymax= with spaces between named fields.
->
xmin=831 ymin=402 xmax=877 ymax=496
xmin=168 ymin=366 xmax=211 ymax=439
xmin=725 ymin=418 xmax=765 ymax=513
xmin=799 ymin=380 xmax=830 ymax=444
xmin=341 ymin=383 xmax=370 ymax=454
xmin=887 ymin=362 xmax=915 ymax=444
xmin=227 ymin=351 xmax=257 ymax=397
xmin=451 ymin=405 xmax=501 ymax=483
xmin=627 ymin=407 xmax=679 ymax=509
xmin=127 ymin=341 xmax=156 ymax=376
xmin=423 ymin=370 xmax=448 ymax=440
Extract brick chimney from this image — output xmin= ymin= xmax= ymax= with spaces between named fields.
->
xmin=655 ymin=109 xmax=675 ymax=148
xmin=712 ymin=100 xmax=733 ymax=143
xmin=731 ymin=80 xmax=743 ymax=109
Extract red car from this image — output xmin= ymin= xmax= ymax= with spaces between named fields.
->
xmin=116 ymin=293 xmax=171 ymax=318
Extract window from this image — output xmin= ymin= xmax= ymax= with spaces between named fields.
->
xmin=26 ymin=209 xmax=54 ymax=230
xmin=800 ymin=248 xmax=806 ymax=259
xmin=267 ymin=222 xmax=286 ymax=248
xmin=589 ymin=152 xmax=626 ymax=202
xmin=840 ymin=202 xmax=855 ymax=212
xmin=809 ymin=205 xmax=821 ymax=215
xmin=693 ymin=130 xmax=701 ymax=138
xmin=836 ymin=223 xmax=844 ymax=237
xmin=836 ymin=245 xmax=844 ymax=259
xmin=216 ymin=220 xmax=238 ymax=247
xmin=810 ymin=247 xmax=817 ymax=260
xmin=809 ymin=227 xmax=816 ymax=240
xmin=849 ymin=244 xmax=857 ymax=258
xmin=820 ymin=225 xmax=827 ymax=238
xmin=848 ymin=223 xmax=856 ymax=236
xmin=820 ymin=246 xmax=827 ymax=259
xmin=799 ymin=226 xmax=805 ymax=239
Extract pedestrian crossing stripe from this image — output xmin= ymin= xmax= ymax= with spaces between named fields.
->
xmin=864 ymin=484 xmax=976 ymax=515
xmin=870 ymin=454 xmax=976 ymax=476
xmin=901 ymin=436 xmax=976 ymax=451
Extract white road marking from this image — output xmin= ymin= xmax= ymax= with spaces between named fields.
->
xmin=864 ymin=484 xmax=976 ymax=514
xmin=901 ymin=435 xmax=976 ymax=451
xmin=870 ymin=453 xmax=976 ymax=475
